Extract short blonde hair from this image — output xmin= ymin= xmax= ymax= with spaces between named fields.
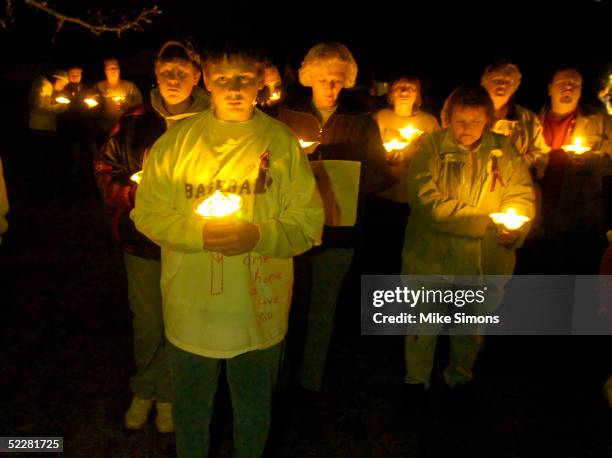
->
xmin=299 ymin=42 xmax=358 ymax=89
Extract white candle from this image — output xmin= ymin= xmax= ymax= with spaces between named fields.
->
xmin=489 ymin=208 xmax=530 ymax=230
xmin=195 ymin=190 xmax=243 ymax=218
xmin=383 ymin=138 xmax=409 ymax=153
xmin=562 ymin=137 xmax=590 ymax=155
xmin=130 ymin=171 xmax=143 ymax=184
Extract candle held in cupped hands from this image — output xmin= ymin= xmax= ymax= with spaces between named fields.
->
xmin=195 ymin=190 xmax=243 ymax=219
xmin=84 ymin=97 xmax=99 ymax=108
xmin=298 ymin=139 xmax=320 ymax=155
xmin=55 ymin=96 xmax=71 ymax=104
xmin=130 ymin=171 xmax=143 ymax=184
xmin=562 ymin=137 xmax=590 ymax=155
xmin=196 ymin=191 xmax=260 ymax=256
xmin=489 ymin=208 xmax=530 ymax=231
xmin=398 ymin=125 xmax=423 ymax=143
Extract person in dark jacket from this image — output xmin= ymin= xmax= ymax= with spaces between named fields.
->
xmin=94 ymin=39 xmax=210 ymax=433
xmin=276 ymin=42 xmax=394 ymax=392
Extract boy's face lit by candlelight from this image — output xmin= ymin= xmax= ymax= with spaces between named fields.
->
xmin=204 ymin=59 xmax=263 ymax=122
xmin=156 ymin=60 xmax=201 ymax=106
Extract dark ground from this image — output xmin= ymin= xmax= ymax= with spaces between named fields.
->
xmin=0 ymin=121 xmax=611 ymax=458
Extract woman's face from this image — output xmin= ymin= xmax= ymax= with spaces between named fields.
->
xmin=482 ymin=71 xmax=519 ymax=108
xmin=450 ymin=105 xmax=488 ymax=148
xmin=389 ymin=79 xmax=419 ymax=110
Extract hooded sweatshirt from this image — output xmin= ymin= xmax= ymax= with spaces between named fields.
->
xmin=94 ymin=86 xmax=210 ymax=259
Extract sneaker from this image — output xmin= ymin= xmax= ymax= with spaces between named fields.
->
xmin=155 ymin=402 xmax=174 ymax=433
xmin=124 ymin=397 xmax=153 ymax=430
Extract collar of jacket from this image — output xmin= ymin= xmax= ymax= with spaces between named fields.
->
xmin=538 ymin=103 xmax=604 ymax=120
xmin=283 ymin=91 xmax=370 ymax=117
xmin=439 ymin=128 xmax=498 ymax=159
xmin=149 ymin=86 xmax=211 ymax=122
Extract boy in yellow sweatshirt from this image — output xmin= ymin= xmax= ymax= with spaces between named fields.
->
xmin=132 ymin=43 xmax=323 ymax=457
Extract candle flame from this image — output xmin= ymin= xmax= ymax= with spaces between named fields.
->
xmin=112 ymin=95 xmax=126 ymax=103
xmin=195 ymin=190 xmax=243 ymax=218
xmin=383 ymin=138 xmax=409 ymax=153
xmin=398 ymin=125 xmax=423 ymax=142
xmin=84 ymin=97 xmax=99 ymax=108
xmin=299 ymin=139 xmax=315 ymax=148
xmin=130 ymin=171 xmax=143 ymax=184
xmin=55 ymin=96 xmax=71 ymax=104
xmin=269 ymin=91 xmax=281 ymax=101
xmin=489 ymin=208 xmax=530 ymax=230
xmin=562 ymin=137 xmax=590 ymax=155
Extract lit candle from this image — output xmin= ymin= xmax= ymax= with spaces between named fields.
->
xmin=130 ymin=171 xmax=143 ymax=184
xmin=562 ymin=137 xmax=590 ymax=155
xmin=84 ymin=97 xmax=99 ymax=108
xmin=299 ymin=139 xmax=316 ymax=148
xmin=195 ymin=190 xmax=243 ymax=218
xmin=269 ymin=91 xmax=281 ymax=102
xmin=489 ymin=208 xmax=531 ymax=230
xmin=398 ymin=125 xmax=423 ymax=143
xmin=383 ymin=138 xmax=409 ymax=153
xmin=55 ymin=96 xmax=71 ymax=104
xmin=112 ymin=95 xmax=126 ymax=104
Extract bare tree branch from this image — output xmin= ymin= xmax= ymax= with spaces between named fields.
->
xmin=22 ymin=0 xmax=161 ymax=36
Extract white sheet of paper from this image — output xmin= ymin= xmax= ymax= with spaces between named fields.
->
xmin=310 ymin=160 xmax=361 ymax=227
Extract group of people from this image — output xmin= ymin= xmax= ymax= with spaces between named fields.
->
xmin=27 ymin=58 xmax=143 ymax=197
xmin=19 ymin=37 xmax=612 ymax=457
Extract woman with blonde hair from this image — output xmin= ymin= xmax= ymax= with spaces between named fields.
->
xmin=366 ymin=74 xmax=440 ymax=274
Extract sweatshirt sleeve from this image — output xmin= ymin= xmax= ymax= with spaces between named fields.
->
xmin=407 ymin=135 xmax=491 ymax=238
xmin=132 ymin=136 xmax=205 ymax=253
xmin=254 ymin=137 xmax=324 ymax=258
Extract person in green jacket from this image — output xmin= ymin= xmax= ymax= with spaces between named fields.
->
xmin=132 ymin=43 xmax=324 ymax=457
xmin=402 ymin=83 xmax=535 ymax=393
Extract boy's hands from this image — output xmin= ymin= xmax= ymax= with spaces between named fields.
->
xmin=497 ymin=228 xmax=521 ymax=249
xmin=203 ymin=217 xmax=260 ymax=256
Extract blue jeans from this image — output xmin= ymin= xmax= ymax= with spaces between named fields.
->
xmin=171 ymin=342 xmax=283 ymax=458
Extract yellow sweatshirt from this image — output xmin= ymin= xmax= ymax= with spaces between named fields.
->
xmin=132 ymin=108 xmax=323 ymax=358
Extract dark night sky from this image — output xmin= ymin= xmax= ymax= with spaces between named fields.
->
xmin=1 ymin=0 xmax=611 ymax=112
